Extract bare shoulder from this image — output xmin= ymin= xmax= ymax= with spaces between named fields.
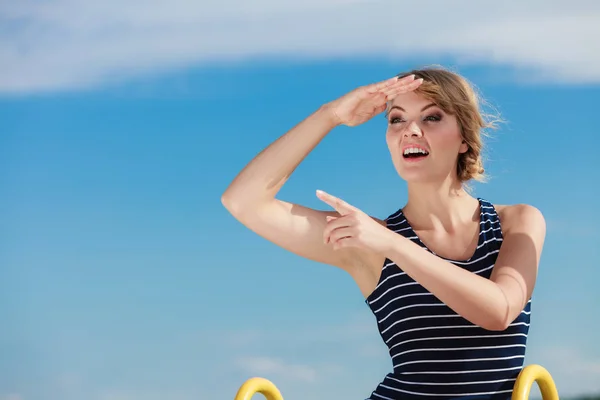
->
xmin=493 ymin=203 xmax=546 ymax=234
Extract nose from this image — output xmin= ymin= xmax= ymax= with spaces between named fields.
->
xmin=403 ymin=121 xmax=423 ymax=137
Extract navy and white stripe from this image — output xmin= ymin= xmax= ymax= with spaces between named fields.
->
xmin=365 ymin=198 xmax=531 ymax=400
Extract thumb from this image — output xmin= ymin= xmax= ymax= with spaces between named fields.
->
xmin=316 ymin=190 xmax=356 ymax=215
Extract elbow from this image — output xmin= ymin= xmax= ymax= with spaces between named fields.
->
xmin=221 ymin=191 xmax=261 ymax=220
xmin=220 ymin=192 xmax=233 ymax=210
xmin=483 ymin=317 xmax=511 ymax=332
xmin=479 ymin=309 xmax=513 ymax=331
xmin=478 ymin=284 xmax=516 ymax=331
xmin=221 ymin=192 xmax=243 ymax=216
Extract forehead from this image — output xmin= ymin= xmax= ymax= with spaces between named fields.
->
xmin=388 ymin=91 xmax=433 ymax=110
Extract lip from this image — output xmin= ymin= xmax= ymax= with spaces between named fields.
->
xmin=402 ymin=155 xmax=427 ymax=163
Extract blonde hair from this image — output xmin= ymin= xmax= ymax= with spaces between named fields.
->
xmin=396 ymin=66 xmax=501 ymax=183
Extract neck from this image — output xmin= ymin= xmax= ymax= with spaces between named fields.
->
xmin=403 ymin=177 xmax=478 ymax=231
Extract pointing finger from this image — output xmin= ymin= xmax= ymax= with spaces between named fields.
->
xmin=316 ymin=190 xmax=356 ymax=215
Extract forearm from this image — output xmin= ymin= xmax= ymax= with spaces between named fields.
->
xmin=384 ymin=232 xmax=512 ymax=331
xmin=222 ymin=105 xmax=339 ymax=211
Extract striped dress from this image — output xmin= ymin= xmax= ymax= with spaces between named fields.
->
xmin=365 ymin=198 xmax=531 ymax=400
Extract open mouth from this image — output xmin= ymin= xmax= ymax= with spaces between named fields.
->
xmin=402 ymin=147 xmax=429 ymax=160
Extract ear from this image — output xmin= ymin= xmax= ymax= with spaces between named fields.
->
xmin=459 ymin=140 xmax=469 ymax=154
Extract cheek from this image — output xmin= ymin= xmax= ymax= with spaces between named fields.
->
xmin=385 ymin=128 xmax=397 ymax=149
xmin=431 ymin=124 xmax=463 ymax=149
xmin=385 ymin=128 xmax=405 ymax=159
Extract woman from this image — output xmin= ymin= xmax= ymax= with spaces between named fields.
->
xmin=221 ymin=67 xmax=546 ymax=399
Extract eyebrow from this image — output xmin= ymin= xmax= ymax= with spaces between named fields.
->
xmin=386 ymin=102 xmax=437 ymax=116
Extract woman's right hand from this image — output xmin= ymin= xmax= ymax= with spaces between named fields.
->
xmin=326 ymin=74 xmax=423 ymax=127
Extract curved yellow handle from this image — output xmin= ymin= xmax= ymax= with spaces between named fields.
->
xmin=512 ymin=364 xmax=559 ymax=400
xmin=234 ymin=364 xmax=558 ymax=400
xmin=234 ymin=377 xmax=284 ymax=400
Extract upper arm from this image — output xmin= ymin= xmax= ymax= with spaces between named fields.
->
xmin=223 ymin=197 xmax=370 ymax=270
xmin=491 ymin=204 xmax=546 ymax=323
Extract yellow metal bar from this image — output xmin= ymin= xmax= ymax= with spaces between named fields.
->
xmin=234 ymin=364 xmax=558 ymax=400
xmin=234 ymin=377 xmax=284 ymax=400
xmin=512 ymin=364 xmax=559 ymax=400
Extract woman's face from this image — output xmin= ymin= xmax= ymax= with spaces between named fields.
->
xmin=385 ymin=91 xmax=468 ymax=184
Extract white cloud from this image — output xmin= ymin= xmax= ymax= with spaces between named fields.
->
xmin=526 ymin=346 xmax=600 ymax=398
xmin=234 ymin=356 xmax=320 ymax=384
xmin=1 ymin=0 xmax=599 ymax=94
xmin=0 ymin=395 xmax=24 ymax=400
xmin=96 ymin=390 xmax=194 ymax=400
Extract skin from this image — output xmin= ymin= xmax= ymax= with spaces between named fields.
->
xmin=222 ymin=74 xmax=546 ymax=332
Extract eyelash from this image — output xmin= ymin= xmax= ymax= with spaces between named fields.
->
xmin=389 ymin=113 xmax=443 ymax=124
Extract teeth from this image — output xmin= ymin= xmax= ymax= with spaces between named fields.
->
xmin=403 ymin=147 xmax=428 ymax=155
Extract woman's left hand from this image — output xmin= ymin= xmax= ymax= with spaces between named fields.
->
xmin=316 ymin=190 xmax=395 ymax=255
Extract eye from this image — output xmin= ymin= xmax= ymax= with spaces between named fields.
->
xmin=424 ymin=113 xmax=442 ymax=122
xmin=389 ymin=116 xmax=405 ymax=124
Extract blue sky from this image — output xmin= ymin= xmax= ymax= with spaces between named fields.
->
xmin=2 ymin=2 xmax=600 ymax=400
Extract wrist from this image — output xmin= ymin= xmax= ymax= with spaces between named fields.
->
xmin=382 ymin=228 xmax=404 ymax=257
xmin=318 ymin=103 xmax=343 ymax=128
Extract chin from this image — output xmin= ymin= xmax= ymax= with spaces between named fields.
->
xmin=398 ymin=172 xmax=437 ymax=184
xmin=395 ymin=167 xmax=427 ymax=182
xmin=394 ymin=156 xmax=457 ymax=185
